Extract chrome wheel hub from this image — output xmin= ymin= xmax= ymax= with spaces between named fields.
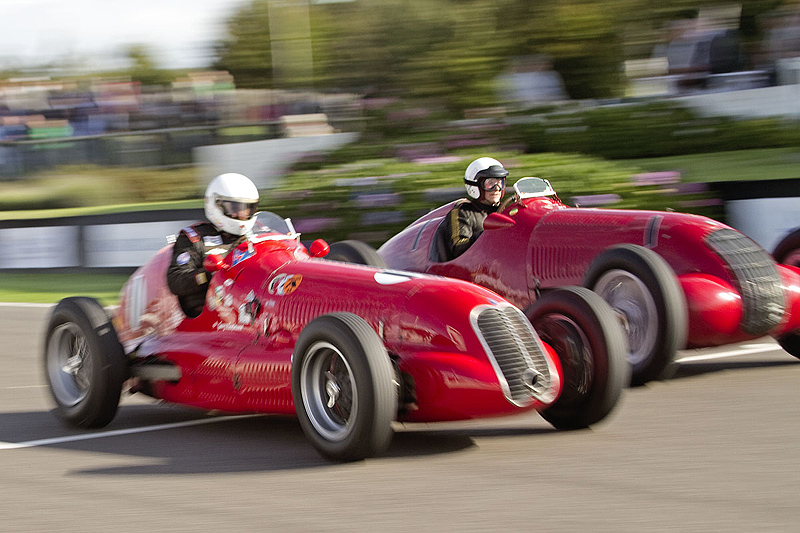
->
xmin=594 ymin=269 xmax=658 ymax=366
xmin=300 ymin=341 xmax=357 ymax=442
xmin=47 ymin=323 xmax=91 ymax=407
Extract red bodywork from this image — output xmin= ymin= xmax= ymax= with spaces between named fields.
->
xmin=113 ymin=217 xmax=562 ymax=423
xmin=379 ymin=191 xmax=800 ymax=349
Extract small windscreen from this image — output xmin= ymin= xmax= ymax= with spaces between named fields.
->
xmin=514 ymin=177 xmax=555 ymax=197
xmin=252 ymin=211 xmax=295 ymax=237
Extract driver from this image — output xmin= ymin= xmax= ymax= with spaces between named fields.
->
xmin=167 ymin=173 xmax=259 ymax=316
xmin=441 ymin=157 xmax=508 ymax=260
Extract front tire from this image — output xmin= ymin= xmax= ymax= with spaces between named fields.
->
xmin=327 ymin=240 xmax=387 ymax=268
xmin=44 ymin=297 xmax=128 ymax=428
xmin=526 ymin=287 xmax=629 ymax=430
xmin=585 ymin=244 xmax=688 ymax=386
xmin=292 ymin=313 xmax=397 ymax=461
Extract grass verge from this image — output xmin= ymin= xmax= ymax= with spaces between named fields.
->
xmin=0 ymin=273 xmax=128 ymax=305
xmin=621 ymin=148 xmax=800 ymax=182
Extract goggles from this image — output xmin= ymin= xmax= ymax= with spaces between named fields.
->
xmin=217 ymin=198 xmax=259 ymax=221
xmin=480 ymin=177 xmax=506 ymax=191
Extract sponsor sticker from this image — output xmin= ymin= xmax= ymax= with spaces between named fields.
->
xmin=268 ymin=273 xmax=303 ymax=296
xmin=231 ymin=247 xmax=255 ymax=266
xmin=204 ymin=235 xmax=223 ymax=246
xmin=176 ymin=251 xmax=191 ymax=265
xmin=213 ymin=321 xmax=246 ymax=332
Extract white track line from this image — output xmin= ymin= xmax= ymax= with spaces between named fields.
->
xmin=0 ymin=414 xmax=259 ymax=450
xmin=675 ymin=343 xmax=779 ymax=364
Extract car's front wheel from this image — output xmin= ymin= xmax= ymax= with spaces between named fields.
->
xmin=44 ymin=297 xmax=128 ymax=428
xmin=584 ymin=244 xmax=688 ymax=386
xmin=525 ymin=287 xmax=629 ymax=430
xmin=292 ymin=313 xmax=397 ymax=461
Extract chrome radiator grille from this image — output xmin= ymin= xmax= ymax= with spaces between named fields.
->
xmin=475 ymin=305 xmax=554 ymax=405
xmin=704 ymin=228 xmax=784 ymax=335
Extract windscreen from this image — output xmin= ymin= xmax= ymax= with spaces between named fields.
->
xmin=252 ymin=211 xmax=295 ymax=237
xmin=513 ymin=177 xmax=556 ymax=198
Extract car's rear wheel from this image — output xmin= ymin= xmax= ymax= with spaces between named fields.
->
xmin=44 ymin=297 xmax=128 ymax=428
xmin=772 ymin=227 xmax=800 ymax=268
xmin=525 ymin=287 xmax=629 ymax=430
xmin=584 ymin=244 xmax=688 ymax=386
xmin=326 ymin=240 xmax=387 ymax=268
xmin=777 ymin=333 xmax=800 ymax=359
xmin=292 ymin=313 xmax=397 ymax=461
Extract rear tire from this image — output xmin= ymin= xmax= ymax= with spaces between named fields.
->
xmin=777 ymin=334 xmax=800 ymax=359
xmin=44 ymin=297 xmax=128 ymax=428
xmin=772 ymin=227 xmax=800 ymax=268
xmin=292 ymin=313 xmax=397 ymax=461
xmin=585 ymin=244 xmax=687 ymax=386
xmin=327 ymin=240 xmax=387 ymax=268
xmin=525 ymin=287 xmax=629 ymax=430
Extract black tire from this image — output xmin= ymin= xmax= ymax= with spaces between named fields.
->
xmin=777 ymin=333 xmax=800 ymax=359
xmin=292 ymin=313 xmax=397 ymax=461
xmin=525 ymin=287 xmax=629 ymax=430
xmin=584 ymin=244 xmax=688 ymax=386
xmin=327 ymin=240 xmax=387 ymax=268
xmin=772 ymin=227 xmax=800 ymax=268
xmin=43 ymin=297 xmax=128 ymax=428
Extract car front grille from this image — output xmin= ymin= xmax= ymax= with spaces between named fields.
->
xmin=704 ymin=228 xmax=784 ymax=335
xmin=475 ymin=305 xmax=554 ymax=406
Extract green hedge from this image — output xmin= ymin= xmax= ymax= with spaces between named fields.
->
xmin=0 ymin=165 xmax=202 ymax=212
xmin=507 ymin=102 xmax=800 ymax=159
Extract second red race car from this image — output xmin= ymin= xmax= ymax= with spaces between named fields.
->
xmin=372 ymin=177 xmax=800 ymax=385
xmin=43 ymin=211 xmax=627 ymax=461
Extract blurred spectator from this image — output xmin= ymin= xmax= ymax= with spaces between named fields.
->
xmin=495 ymin=55 xmax=568 ymax=108
xmin=759 ymin=7 xmax=800 ymax=85
xmin=649 ymin=9 xmax=762 ymax=94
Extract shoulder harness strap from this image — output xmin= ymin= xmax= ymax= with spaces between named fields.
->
xmin=180 ymin=223 xmax=205 ymax=243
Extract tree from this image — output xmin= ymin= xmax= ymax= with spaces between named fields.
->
xmin=213 ymin=0 xmax=797 ymax=107
xmin=126 ymin=45 xmax=174 ymax=86
xmin=214 ymin=0 xmax=274 ymax=88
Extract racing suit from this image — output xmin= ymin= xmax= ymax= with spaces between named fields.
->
xmin=166 ymin=222 xmax=241 ymax=316
xmin=442 ymin=199 xmax=499 ymax=260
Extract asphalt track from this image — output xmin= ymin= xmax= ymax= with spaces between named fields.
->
xmin=1 ymin=304 xmax=799 ymax=532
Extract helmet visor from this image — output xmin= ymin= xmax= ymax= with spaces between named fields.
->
xmin=216 ymin=198 xmax=259 ymax=221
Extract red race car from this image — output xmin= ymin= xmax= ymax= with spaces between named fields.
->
xmin=374 ymin=177 xmax=800 ymax=386
xmin=43 ymin=211 xmax=627 ymax=461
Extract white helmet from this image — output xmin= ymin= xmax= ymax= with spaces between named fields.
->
xmin=204 ymin=173 xmax=259 ymax=236
xmin=464 ymin=157 xmax=509 ymax=200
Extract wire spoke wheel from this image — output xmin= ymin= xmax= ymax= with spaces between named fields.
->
xmin=585 ymin=244 xmax=687 ymax=386
xmin=526 ymin=287 xmax=628 ymax=430
xmin=594 ymin=269 xmax=658 ymax=367
xmin=43 ymin=297 xmax=127 ymax=428
xmin=292 ymin=313 xmax=397 ymax=461
xmin=300 ymin=341 xmax=358 ymax=442
xmin=534 ymin=313 xmax=593 ymax=403
xmin=47 ymin=323 xmax=92 ymax=408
